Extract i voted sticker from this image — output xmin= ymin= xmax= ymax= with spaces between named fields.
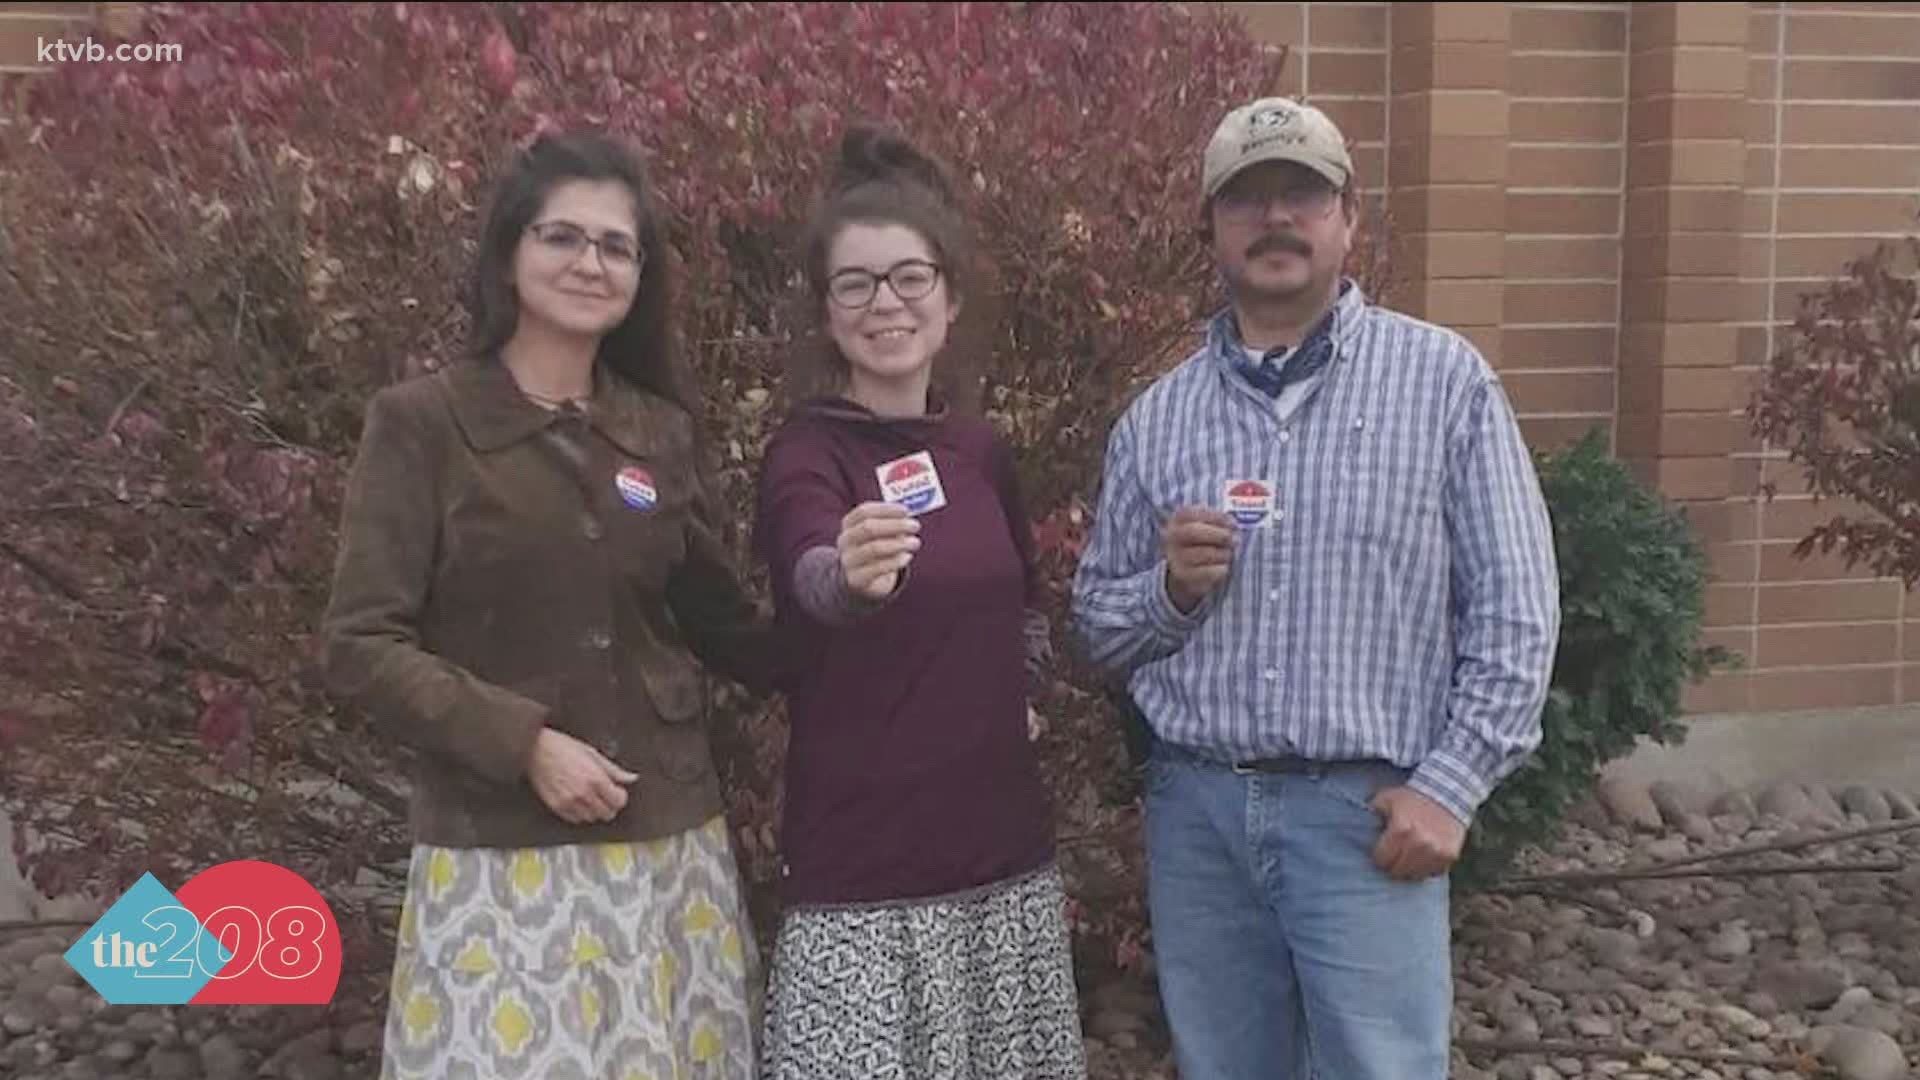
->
xmin=615 ymin=466 xmax=657 ymax=511
xmin=1224 ymin=479 xmax=1275 ymax=528
xmin=876 ymin=451 xmax=948 ymax=516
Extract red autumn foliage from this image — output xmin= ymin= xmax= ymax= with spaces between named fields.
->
xmin=1 ymin=2 xmax=1390 ymax=1007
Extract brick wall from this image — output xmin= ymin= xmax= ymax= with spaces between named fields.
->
xmin=7 ymin=2 xmax=1918 ymax=715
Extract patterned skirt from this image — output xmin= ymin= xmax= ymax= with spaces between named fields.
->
xmin=759 ymin=862 xmax=1088 ymax=1080
xmin=380 ymin=815 xmax=760 ymax=1080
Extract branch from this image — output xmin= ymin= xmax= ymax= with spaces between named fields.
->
xmin=1498 ymin=859 xmax=1900 ymax=888
xmin=1455 ymin=1039 xmax=1822 ymax=1073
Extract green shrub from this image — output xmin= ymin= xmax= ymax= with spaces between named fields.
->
xmin=1455 ymin=428 xmax=1739 ymax=887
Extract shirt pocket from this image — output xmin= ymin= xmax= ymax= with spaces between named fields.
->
xmin=1337 ymin=415 xmax=1442 ymax=558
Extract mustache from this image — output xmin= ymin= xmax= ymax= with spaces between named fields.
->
xmin=1248 ymin=233 xmax=1312 ymax=259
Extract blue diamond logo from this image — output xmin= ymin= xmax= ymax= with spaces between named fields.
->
xmin=63 ymin=872 xmax=231 ymax=1005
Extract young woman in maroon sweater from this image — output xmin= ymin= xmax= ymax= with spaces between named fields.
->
xmin=751 ymin=127 xmax=1087 ymax=1079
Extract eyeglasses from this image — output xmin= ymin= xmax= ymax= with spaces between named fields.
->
xmin=526 ymin=220 xmax=645 ymax=273
xmin=826 ymin=259 xmax=943 ymax=309
xmin=1214 ymin=182 xmax=1343 ymax=222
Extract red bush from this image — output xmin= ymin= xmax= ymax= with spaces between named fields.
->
xmin=2 ymin=2 xmax=1389 ymax=1002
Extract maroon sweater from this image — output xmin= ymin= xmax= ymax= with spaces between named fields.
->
xmin=752 ymin=398 xmax=1056 ymax=907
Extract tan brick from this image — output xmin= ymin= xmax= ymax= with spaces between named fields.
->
xmin=1459 ymin=323 xmax=1503 ymax=365
xmin=1758 ymin=580 xmax=1905 ymax=624
xmin=1750 ymin=10 xmax=1783 ymax=55
xmin=1511 ymin=54 xmax=1625 ymax=99
xmin=1512 ymin=5 xmax=1627 ymax=52
xmin=1749 ymin=667 xmax=1898 ymax=710
xmin=1656 ymin=456 xmax=1733 ymax=501
xmin=1623 ymin=277 xmax=1745 ymax=323
xmin=1685 ymin=671 xmax=1753 ymax=714
xmin=1748 ymin=57 xmax=1780 ymax=103
xmin=1626 ymin=187 xmax=1745 ymax=236
xmin=1782 ymin=103 xmax=1920 ymax=145
xmin=1736 ymin=325 xmax=1775 ymax=370
xmin=1621 ymin=322 xmax=1740 ymax=368
xmin=1705 ymin=582 xmax=1759 ymax=626
xmin=1785 ymin=60 xmax=1920 ymax=102
xmin=1615 ymin=410 xmax=1660 ymax=458
xmin=1760 ymin=496 xmax=1882 ymax=543
xmin=1787 ymin=11 xmax=1920 ymax=54
xmin=1400 ymin=40 xmax=1508 ymax=92
xmin=1504 ymin=370 xmax=1615 ymax=415
xmin=1503 ymin=326 xmax=1618 ymax=369
xmin=1309 ymin=3 xmax=1388 ymax=49
xmin=1907 ymin=631 xmax=1920 ymax=665
xmin=1306 ymin=50 xmax=1387 ymax=96
xmin=1630 ymin=46 xmax=1749 ymax=97
xmin=1759 ymin=540 xmax=1886 ymax=583
xmin=1512 ymin=100 xmax=1625 ymax=142
xmin=1630 ymin=96 xmax=1754 ymax=142
xmin=1390 ymin=135 xmax=1507 ymax=185
xmin=1702 ymin=626 xmax=1759 ymax=666
xmin=1420 ymin=278 xmax=1504 ymax=325
xmin=1734 ymin=457 xmax=1815 ymax=499
xmin=1663 ymin=365 xmax=1735 ymax=412
xmin=1777 ymin=192 xmax=1920 ymax=234
xmin=1506 ymin=237 xmax=1620 ymax=280
xmin=1665 ymin=413 xmax=1736 ymax=458
xmin=1351 ymin=144 xmax=1386 ymax=188
xmin=1428 ymin=2 xmax=1511 ymax=44
xmin=1639 ymin=232 xmax=1746 ymax=279
xmin=1509 ymin=145 xmax=1624 ymax=190
xmin=1506 ymin=281 xmax=1619 ymax=325
xmin=1628 ymin=139 xmax=1749 ymax=188
xmin=1758 ymin=622 xmax=1900 ymax=667
xmin=1518 ymin=415 xmax=1611 ymax=451
xmin=1746 ymin=147 xmax=1777 ymax=192
xmin=1388 ymin=185 xmax=1506 ymax=232
xmin=1774 ymin=234 xmax=1916 ymax=278
xmin=1779 ymin=145 xmax=1920 ymax=191
xmin=1680 ymin=498 xmax=1753 ymax=545
xmin=1316 ymin=98 xmax=1387 ymax=143
xmin=1708 ymin=541 xmax=1761 ymax=584
xmin=1510 ymin=192 xmax=1620 ymax=234
xmin=1747 ymin=101 xmax=1781 ymax=145
xmin=1225 ymin=2 xmax=1303 ymax=47
xmin=1401 ymin=232 xmax=1504 ymax=279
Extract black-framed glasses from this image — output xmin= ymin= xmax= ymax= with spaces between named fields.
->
xmin=826 ymin=259 xmax=943 ymax=309
xmin=526 ymin=220 xmax=645 ymax=273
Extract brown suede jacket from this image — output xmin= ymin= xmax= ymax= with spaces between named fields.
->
xmin=320 ymin=360 xmax=782 ymax=850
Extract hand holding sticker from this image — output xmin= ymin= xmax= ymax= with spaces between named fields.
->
xmin=838 ymin=502 xmax=921 ymax=600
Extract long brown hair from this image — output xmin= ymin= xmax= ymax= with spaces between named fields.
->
xmin=465 ymin=129 xmax=699 ymax=419
xmin=785 ymin=124 xmax=998 ymax=413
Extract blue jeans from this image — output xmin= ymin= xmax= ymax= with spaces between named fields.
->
xmin=1143 ymin=744 xmax=1453 ymax=1080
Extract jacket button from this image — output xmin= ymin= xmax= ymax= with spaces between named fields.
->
xmin=582 ymin=515 xmax=605 ymax=541
xmin=584 ymin=629 xmax=612 ymax=650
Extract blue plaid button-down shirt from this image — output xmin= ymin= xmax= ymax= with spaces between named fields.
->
xmin=1070 ymin=283 xmax=1561 ymax=824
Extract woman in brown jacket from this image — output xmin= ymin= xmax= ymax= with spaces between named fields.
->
xmin=322 ymin=131 xmax=778 ymax=1079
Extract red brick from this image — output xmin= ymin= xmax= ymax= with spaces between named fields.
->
xmin=1750 ymin=10 xmax=1783 ymax=54
xmin=1388 ymin=185 xmax=1506 ymax=232
xmin=1777 ymin=192 xmax=1920 ymax=234
xmin=1708 ymin=541 xmax=1761 ymax=584
xmin=1685 ymin=671 xmax=1754 ymax=714
xmin=1517 ymin=415 xmax=1610 ymax=451
xmin=1622 ymin=322 xmax=1740 ymax=369
xmin=1749 ymin=57 xmax=1780 ymax=102
xmin=1757 ymin=622 xmax=1900 ymax=667
xmin=1225 ymin=2 xmax=1303 ymax=47
xmin=1657 ymin=456 xmax=1733 ymax=500
xmin=1705 ymin=582 xmax=1758 ymax=626
xmin=1631 ymin=96 xmax=1752 ymax=142
xmin=1630 ymin=47 xmax=1749 ymax=97
xmin=1778 ymin=145 xmax=1920 ymax=191
xmin=1390 ymin=135 xmax=1507 ymax=185
xmin=1623 ymin=277 xmax=1745 ymax=323
xmin=1759 ymin=540 xmax=1888 ymax=583
xmin=1316 ymin=98 xmax=1388 ymax=143
xmin=1306 ymin=50 xmax=1387 ymax=96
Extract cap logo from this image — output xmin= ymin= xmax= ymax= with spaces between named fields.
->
xmin=1248 ymin=106 xmax=1296 ymax=132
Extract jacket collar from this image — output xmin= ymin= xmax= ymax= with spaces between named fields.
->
xmin=439 ymin=359 xmax=665 ymax=460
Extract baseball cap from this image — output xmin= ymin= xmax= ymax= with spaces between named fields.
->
xmin=1201 ymin=97 xmax=1354 ymax=204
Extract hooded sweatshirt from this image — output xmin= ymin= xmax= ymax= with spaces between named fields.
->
xmin=753 ymin=396 xmax=1056 ymax=907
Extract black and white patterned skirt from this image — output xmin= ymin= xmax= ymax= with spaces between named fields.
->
xmin=759 ymin=862 xmax=1088 ymax=1080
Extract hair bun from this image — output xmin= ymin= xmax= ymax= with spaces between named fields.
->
xmin=831 ymin=123 xmax=956 ymax=205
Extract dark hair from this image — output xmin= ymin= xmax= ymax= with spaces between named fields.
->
xmin=786 ymin=124 xmax=996 ymax=412
xmin=465 ymin=129 xmax=697 ymax=417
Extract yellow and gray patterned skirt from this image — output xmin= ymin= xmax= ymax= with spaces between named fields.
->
xmin=380 ymin=815 xmax=761 ymax=1080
